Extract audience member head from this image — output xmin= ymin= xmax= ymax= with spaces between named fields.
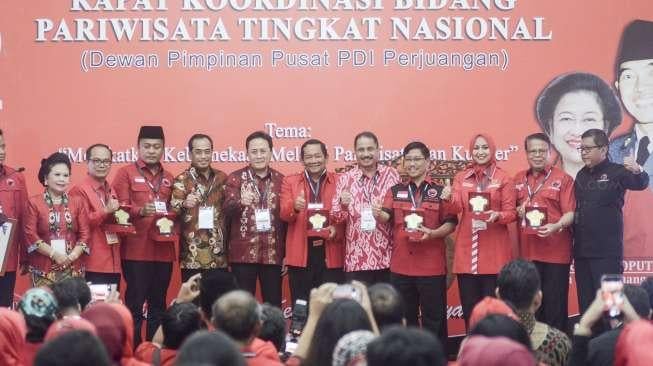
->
xmin=0 ymin=308 xmax=27 ymax=366
xmin=176 ymin=330 xmax=246 ymax=366
xmin=162 ymin=303 xmax=205 ymax=350
xmin=199 ymin=270 xmax=238 ymax=320
xmin=34 ymin=330 xmax=111 ymax=366
xmin=109 ymin=303 xmax=138 ymax=359
xmin=18 ymin=287 xmax=58 ymax=343
xmin=50 ymin=278 xmax=91 ymax=317
xmin=332 ymin=330 xmax=376 ymax=366
xmin=211 ymin=290 xmax=260 ymax=345
xmin=639 ymin=277 xmax=653 ymax=313
xmin=367 ymin=326 xmax=446 ymax=366
xmin=81 ymin=302 xmax=126 ymax=363
xmin=45 ymin=316 xmax=97 ymax=342
xmin=259 ymin=303 xmax=286 ymax=353
xmin=368 ymin=283 xmax=405 ymax=330
xmin=623 ymin=284 xmax=652 ymax=320
xmin=614 ymin=320 xmax=653 ymax=366
xmin=469 ymin=314 xmax=532 ymax=350
xmin=458 ymin=336 xmax=536 ymax=366
xmin=304 ymin=298 xmax=373 ymax=366
xmin=496 ymin=259 xmax=542 ymax=314
xmin=468 ymin=296 xmax=519 ymax=329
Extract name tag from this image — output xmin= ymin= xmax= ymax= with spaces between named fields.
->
xmin=360 ymin=206 xmax=376 ymax=232
xmin=396 ymin=191 xmax=408 ymax=199
xmin=472 ymin=219 xmax=487 ymax=231
xmin=51 ymin=239 xmax=67 ymax=254
xmin=255 ymin=208 xmax=272 ymax=232
xmin=134 ymin=177 xmax=146 ymax=183
xmin=105 ymin=232 xmax=119 ymax=245
xmin=154 ymin=200 xmax=168 ymax=214
xmin=198 ymin=206 xmax=214 ymax=229
xmin=307 ymin=203 xmax=324 ymax=210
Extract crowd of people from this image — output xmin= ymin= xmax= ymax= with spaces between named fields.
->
xmin=0 ymin=17 xmax=652 ymax=366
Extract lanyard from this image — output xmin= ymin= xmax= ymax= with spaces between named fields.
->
xmin=248 ymin=169 xmax=271 ymax=207
xmin=359 ymin=171 xmax=379 ymax=203
xmin=474 ymin=166 xmax=496 ymax=192
xmin=135 ymin=163 xmax=164 ymax=198
xmin=407 ymin=182 xmax=424 ymax=209
xmin=305 ymin=170 xmax=326 ymax=203
xmin=94 ymin=182 xmax=112 ymax=208
xmin=189 ymin=168 xmax=218 ymax=204
xmin=525 ymin=168 xmax=552 ymax=201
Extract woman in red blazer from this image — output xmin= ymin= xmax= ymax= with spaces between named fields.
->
xmin=23 ymin=152 xmax=90 ymax=287
xmin=448 ymin=133 xmax=517 ymax=328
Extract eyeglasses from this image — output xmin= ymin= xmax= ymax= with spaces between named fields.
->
xmin=527 ymin=149 xmax=549 ymax=156
xmin=90 ymin=159 xmax=112 ymax=166
xmin=577 ymin=145 xmax=604 ymax=153
xmin=404 ymin=157 xmax=427 ymax=164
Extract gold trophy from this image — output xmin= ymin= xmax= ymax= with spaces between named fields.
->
xmin=104 ymin=205 xmax=136 ymax=234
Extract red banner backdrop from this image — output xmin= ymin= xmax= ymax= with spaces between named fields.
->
xmin=1 ymin=2 xmax=651 ymax=335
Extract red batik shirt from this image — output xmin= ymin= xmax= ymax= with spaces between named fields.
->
xmin=24 ymin=192 xmax=90 ymax=277
xmin=514 ymin=166 xmax=575 ymax=264
xmin=223 ymin=167 xmax=285 ymax=265
xmin=0 ymin=166 xmax=28 ymax=273
xmin=69 ymin=175 xmax=121 ymax=273
xmin=331 ymin=164 xmax=401 ymax=272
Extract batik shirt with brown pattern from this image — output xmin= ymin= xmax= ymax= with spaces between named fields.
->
xmin=171 ymin=166 xmax=228 ymax=270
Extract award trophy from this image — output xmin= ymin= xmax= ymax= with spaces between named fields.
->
xmin=153 ymin=212 xmax=178 ymax=242
xmin=307 ymin=208 xmax=330 ymax=238
xmin=524 ymin=206 xmax=548 ymax=235
xmin=104 ymin=205 xmax=137 ymax=235
xmin=403 ymin=208 xmax=425 ymax=241
xmin=468 ymin=192 xmax=491 ymax=220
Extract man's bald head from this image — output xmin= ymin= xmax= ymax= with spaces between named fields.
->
xmin=211 ymin=290 xmax=260 ymax=343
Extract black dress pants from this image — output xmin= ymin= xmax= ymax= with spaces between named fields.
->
xmin=533 ymin=261 xmax=570 ymax=332
xmin=231 ymin=263 xmax=282 ymax=307
xmin=457 ymin=274 xmax=497 ymax=329
xmin=0 ymin=271 xmax=16 ymax=307
xmin=121 ymin=260 xmax=172 ymax=346
xmin=345 ymin=269 xmax=390 ymax=286
xmin=288 ymin=240 xmax=344 ymax=305
xmin=575 ymin=257 xmax=623 ymax=315
xmin=391 ymin=272 xmax=448 ymax=351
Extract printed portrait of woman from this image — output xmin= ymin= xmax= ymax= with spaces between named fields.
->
xmin=535 ymin=72 xmax=622 ymax=178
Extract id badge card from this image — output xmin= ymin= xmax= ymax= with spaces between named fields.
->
xmin=360 ymin=206 xmax=376 ymax=232
xmin=105 ymin=232 xmax=119 ymax=245
xmin=472 ymin=218 xmax=487 ymax=231
xmin=198 ymin=206 xmax=215 ymax=229
xmin=154 ymin=200 xmax=168 ymax=214
xmin=255 ymin=208 xmax=272 ymax=232
xmin=307 ymin=203 xmax=324 ymax=210
xmin=51 ymin=238 xmax=67 ymax=254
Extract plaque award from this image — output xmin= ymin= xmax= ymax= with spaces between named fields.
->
xmin=524 ymin=206 xmax=548 ymax=235
xmin=468 ymin=192 xmax=490 ymax=220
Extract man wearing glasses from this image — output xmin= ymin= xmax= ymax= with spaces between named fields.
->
xmin=69 ymin=143 xmax=122 ymax=287
xmin=514 ymin=133 xmax=575 ymax=331
xmin=380 ymin=141 xmax=457 ymax=348
xmin=574 ymin=129 xmax=649 ymax=314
